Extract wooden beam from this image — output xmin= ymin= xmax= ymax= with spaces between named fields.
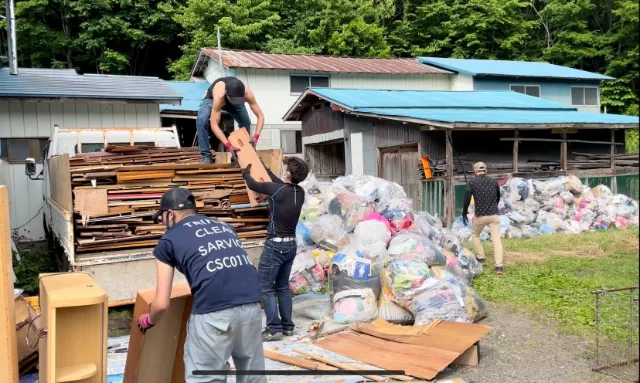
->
xmin=445 ymin=130 xmax=454 ymax=227
xmin=561 ymin=133 xmax=568 ymax=171
xmin=500 ymin=138 xmax=625 ymax=146
xmin=0 ymin=186 xmax=19 ymax=383
xmin=610 ymin=129 xmax=616 ymax=170
xmin=512 ymin=129 xmax=519 ymax=173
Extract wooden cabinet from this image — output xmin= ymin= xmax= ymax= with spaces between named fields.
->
xmin=39 ymin=273 xmax=108 ymax=383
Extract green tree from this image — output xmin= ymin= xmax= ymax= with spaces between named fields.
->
xmin=169 ymin=0 xmax=280 ymax=79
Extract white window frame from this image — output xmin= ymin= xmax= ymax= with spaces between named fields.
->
xmin=509 ymin=84 xmax=542 ymax=98
xmin=290 ymin=74 xmax=331 ymax=96
xmin=280 ymin=129 xmax=303 ymax=154
xmin=570 ymin=86 xmax=600 ymax=106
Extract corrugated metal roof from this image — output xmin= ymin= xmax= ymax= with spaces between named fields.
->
xmin=418 ymin=57 xmax=615 ymax=80
xmin=160 ymin=81 xmax=209 ymax=113
xmin=0 ymin=68 xmax=183 ymax=102
xmin=305 ymin=88 xmax=574 ymax=110
xmin=283 ymin=88 xmax=639 ymax=128
xmin=200 ymin=49 xmax=451 ymax=74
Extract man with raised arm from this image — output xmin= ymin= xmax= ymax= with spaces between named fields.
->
xmin=196 ymin=76 xmax=265 ymax=163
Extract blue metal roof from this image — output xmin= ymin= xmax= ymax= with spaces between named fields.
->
xmin=160 ymin=81 xmax=210 ymax=113
xmin=0 ymin=68 xmax=182 ymax=102
xmin=417 ymin=57 xmax=614 ymax=80
xmin=283 ymin=88 xmax=639 ymax=127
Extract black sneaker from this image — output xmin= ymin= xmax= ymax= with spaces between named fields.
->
xmin=495 ymin=266 xmax=504 ymax=275
xmin=477 ymin=258 xmax=487 ymax=265
xmin=262 ymin=328 xmax=283 ymax=342
xmin=200 ymin=157 xmax=213 ymax=164
xmin=283 ymin=329 xmax=295 ymax=337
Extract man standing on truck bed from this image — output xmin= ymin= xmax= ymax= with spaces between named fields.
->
xmin=462 ymin=161 xmax=505 ymax=275
xmin=241 ymin=157 xmax=309 ymax=341
xmin=196 ymin=76 xmax=265 ymax=164
xmin=137 ymin=187 xmax=266 ymax=383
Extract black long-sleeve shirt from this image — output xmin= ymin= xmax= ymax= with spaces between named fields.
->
xmin=462 ymin=175 xmax=501 ymax=217
xmin=242 ymin=168 xmax=305 ymax=238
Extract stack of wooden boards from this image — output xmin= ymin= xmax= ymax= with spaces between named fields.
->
xmin=68 ymin=145 xmax=281 ymax=253
xmin=567 ymin=152 xmax=639 ymax=170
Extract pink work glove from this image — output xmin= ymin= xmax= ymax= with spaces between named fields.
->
xmin=249 ymin=133 xmax=260 ymax=147
xmin=224 ymin=142 xmax=239 ymax=157
xmin=137 ymin=313 xmax=155 ymax=333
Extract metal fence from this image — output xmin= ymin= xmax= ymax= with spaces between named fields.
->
xmin=593 ymin=286 xmax=640 ymax=382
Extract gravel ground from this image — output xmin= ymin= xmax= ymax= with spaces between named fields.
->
xmin=439 ymin=302 xmax=620 ymax=383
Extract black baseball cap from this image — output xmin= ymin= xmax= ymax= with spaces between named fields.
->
xmin=153 ymin=187 xmax=196 ymax=223
xmin=225 ymin=77 xmax=246 ymax=105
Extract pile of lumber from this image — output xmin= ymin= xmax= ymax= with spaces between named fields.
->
xmin=69 ymin=146 xmax=272 ymax=253
xmin=568 ymin=152 xmax=639 ymax=170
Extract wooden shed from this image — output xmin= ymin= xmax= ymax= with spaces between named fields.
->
xmin=284 ymin=88 xmax=639 ymax=225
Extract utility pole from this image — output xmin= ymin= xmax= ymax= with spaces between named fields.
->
xmin=5 ymin=0 xmax=18 ymax=74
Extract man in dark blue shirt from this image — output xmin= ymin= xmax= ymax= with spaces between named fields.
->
xmin=136 ymin=187 xmax=266 ymax=383
xmin=242 ymin=157 xmax=308 ymax=342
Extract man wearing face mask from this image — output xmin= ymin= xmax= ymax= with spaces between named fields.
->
xmin=241 ymin=157 xmax=309 ymax=341
xmin=137 ymin=187 xmax=266 ymax=383
xmin=197 ymin=76 xmax=265 ymax=164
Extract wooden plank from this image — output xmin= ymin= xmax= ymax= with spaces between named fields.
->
xmin=610 ymin=129 xmax=616 ymax=170
xmin=263 ymin=350 xmax=338 ymax=372
xmin=513 ymin=129 xmax=519 ymax=173
xmin=228 ymin=128 xmax=271 ymax=207
xmin=117 ymin=170 xmax=176 ymax=183
xmin=500 ymin=137 xmax=625 ymax=145
xmin=118 ymin=163 xmax=232 ymax=171
xmin=123 ymin=283 xmax=192 ymax=383
xmin=74 ymin=189 xmax=109 ymax=216
xmin=0 ymin=186 xmax=19 ymax=383
xmin=445 ymin=130 xmax=454 ymax=227
xmin=215 ymin=152 xmax=232 ymax=165
xmin=292 ymin=349 xmax=388 ymax=382
xmin=49 ymin=154 xmax=73 ymax=211
xmin=316 ymin=331 xmax=458 ymax=380
xmin=560 ymin=133 xmax=568 ymax=171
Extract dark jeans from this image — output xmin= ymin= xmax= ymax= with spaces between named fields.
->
xmin=195 ymin=98 xmax=252 ymax=160
xmin=258 ymin=239 xmax=297 ymax=333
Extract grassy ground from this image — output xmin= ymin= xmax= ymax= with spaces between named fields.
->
xmin=472 ymin=228 xmax=639 ymax=341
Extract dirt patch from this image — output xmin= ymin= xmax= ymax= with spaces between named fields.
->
xmin=441 ymin=303 xmax=619 ymax=383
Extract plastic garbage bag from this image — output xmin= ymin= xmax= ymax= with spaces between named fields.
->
xmin=499 ymin=215 xmax=511 ymax=235
xmin=563 ymin=175 xmax=583 ymax=194
xmin=456 ymin=248 xmax=483 ymax=281
xmin=354 ymin=218 xmax=392 ymax=245
xmin=379 ymin=269 xmax=414 ymax=324
xmin=296 ymin=221 xmax=314 ymax=252
xmin=414 ymin=213 xmax=444 ymax=244
xmin=383 ymin=209 xmax=414 ymax=231
xmin=592 ymin=185 xmax=613 ymax=199
xmin=440 ymin=228 xmax=464 ymax=254
xmin=520 ymin=224 xmax=541 ymax=238
xmin=385 ymin=260 xmax=431 ymax=300
xmin=332 ymin=288 xmax=378 ymax=324
xmin=388 ymin=232 xmax=446 ymax=266
xmin=385 ymin=198 xmax=415 ymax=212
xmin=441 ymin=250 xmax=467 ymax=283
xmin=289 ymin=262 xmax=327 ymax=295
xmin=310 ymin=248 xmax=333 ymax=268
xmin=505 ymin=225 xmax=523 ymax=239
xmin=404 ymin=277 xmax=471 ymax=325
xmin=323 ymin=186 xmax=375 ymax=232
xmin=332 ymin=241 xmax=387 ymax=277
xmin=333 ymin=175 xmax=379 ymax=202
xmin=292 ymin=293 xmax=331 ymax=321
xmin=375 ymin=179 xmax=407 ymax=212
xmin=310 ymin=215 xmax=351 ymax=251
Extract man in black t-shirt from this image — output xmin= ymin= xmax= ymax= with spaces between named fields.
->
xmin=196 ymin=76 xmax=265 ymax=164
xmin=462 ymin=162 xmax=505 ymax=274
xmin=136 ymin=187 xmax=266 ymax=383
xmin=242 ymin=157 xmax=309 ymax=342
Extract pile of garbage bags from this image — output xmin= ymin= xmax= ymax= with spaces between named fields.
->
xmin=452 ymin=175 xmax=639 ymax=242
xmin=291 ymin=173 xmax=487 ymax=326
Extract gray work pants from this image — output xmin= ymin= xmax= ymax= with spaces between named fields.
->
xmin=184 ymin=302 xmax=267 ymax=383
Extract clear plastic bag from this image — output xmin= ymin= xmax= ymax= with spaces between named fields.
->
xmin=385 ymin=260 xmax=431 ymax=300
xmin=406 ymin=277 xmax=471 ymax=325
xmin=292 ymin=293 xmax=331 ymax=321
xmin=440 ymin=228 xmax=464 ymax=254
xmin=379 ymin=270 xmax=414 ymax=324
xmin=388 ymin=232 xmax=446 ymax=266
xmin=562 ymin=175 xmax=583 ymax=194
xmin=323 ymin=186 xmax=375 ymax=232
xmin=414 ymin=213 xmax=444 ymax=243
xmin=456 ymin=248 xmax=483 ymax=281
xmin=296 ymin=221 xmax=314 ymax=252
xmin=437 ymin=269 xmax=489 ymax=322
xmin=354 ymin=219 xmax=391 ymax=245
xmin=310 ymin=215 xmax=351 ymax=251
xmin=383 ymin=209 xmax=414 ymax=231
xmin=332 ymin=288 xmax=378 ymax=324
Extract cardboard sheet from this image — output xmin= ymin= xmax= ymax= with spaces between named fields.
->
xmin=227 ymin=128 xmax=270 ymax=207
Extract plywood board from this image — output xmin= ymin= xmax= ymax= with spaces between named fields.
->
xmin=351 ymin=318 xmax=491 ymax=354
xmin=227 ymin=128 xmax=270 ymax=207
xmin=124 ymin=282 xmax=193 ymax=383
xmin=315 ymin=331 xmax=459 ymax=380
xmin=49 ymin=154 xmax=73 ymax=211
xmin=0 ymin=186 xmax=19 ymax=383
xmin=257 ymin=149 xmax=283 ymax=177
xmin=74 ymin=189 xmax=109 ymax=217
